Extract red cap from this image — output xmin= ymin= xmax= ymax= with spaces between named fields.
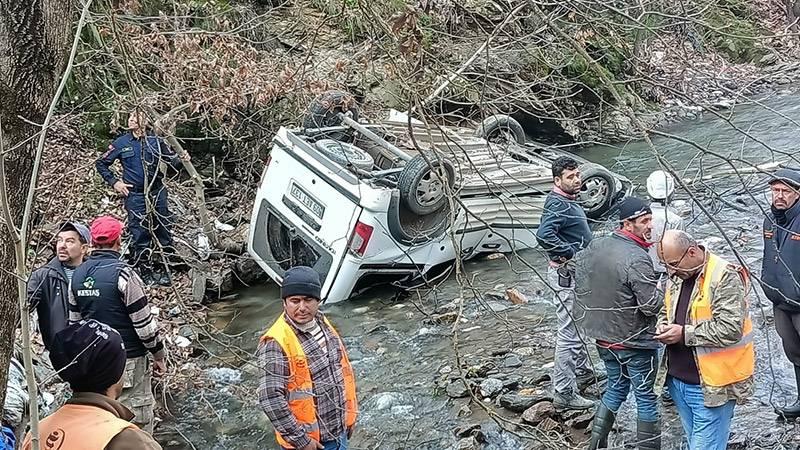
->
xmin=90 ymin=216 xmax=124 ymax=245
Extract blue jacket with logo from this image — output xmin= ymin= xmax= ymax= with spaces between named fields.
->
xmin=96 ymin=131 xmax=182 ymax=192
xmin=762 ymin=200 xmax=800 ymax=312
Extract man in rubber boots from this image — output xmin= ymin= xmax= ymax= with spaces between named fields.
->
xmin=761 ymin=168 xmax=800 ymax=418
xmin=96 ymin=109 xmax=189 ymax=286
xmin=656 ymin=230 xmax=754 ymax=450
xmin=22 ymin=320 xmax=161 ymax=450
xmin=536 ymin=156 xmax=602 ymax=411
xmin=576 ymin=197 xmax=662 ymax=450
xmin=27 ymin=221 xmax=90 ymax=350
xmin=258 ymin=266 xmax=357 ymax=450
xmin=69 ymin=216 xmax=167 ymax=433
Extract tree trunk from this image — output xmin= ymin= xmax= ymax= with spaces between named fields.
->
xmin=787 ymin=0 xmax=800 ymax=32
xmin=0 ymin=0 xmax=74 ymax=409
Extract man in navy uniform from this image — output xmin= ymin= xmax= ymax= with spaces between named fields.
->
xmin=96 ymin=110 xmax=189 ymax=286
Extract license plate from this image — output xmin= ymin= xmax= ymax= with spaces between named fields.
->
xmin=290 ymin=183 xmax=325 ymax=219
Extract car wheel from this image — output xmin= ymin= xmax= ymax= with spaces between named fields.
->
xmin=398 ymin=153 xmax=456 ymax=216
xmin=315 ymin=139 xmax=374 ymax=170
xmin=474 ymin=114 xmax=526 ymax=145
xmin=579 ymin=163 xmax=618 ymax=219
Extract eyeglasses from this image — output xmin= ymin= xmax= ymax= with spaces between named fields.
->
xmin=661 ymin=246 xmax=692 ymax=270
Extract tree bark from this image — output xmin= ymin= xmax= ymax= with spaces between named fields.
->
xmin=787 ymin=0 xmax=800 ymax=32
xmin=0 ymin=0 xmax=75 ymax=409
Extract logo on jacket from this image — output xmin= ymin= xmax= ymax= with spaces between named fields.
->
xmin=77 ymin=276 xmax=100 ymax=297
xmin=45 ymin=428 xmax=65 ymax=449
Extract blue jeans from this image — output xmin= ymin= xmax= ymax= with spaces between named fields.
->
xmin=281 ymin=433 xmax=348 ymax=450
xmin=322 ymin=433 xmax=348 ymax=450
xmin=597 ymin=346 xmax=659 ymax=422
xmin=668 ymin=377 xmax=735 ymax=450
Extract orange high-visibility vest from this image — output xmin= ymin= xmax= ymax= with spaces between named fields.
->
xmin=260 ymin=314 xmax=357 ymax=449
xmin=22 ymin=403 xmax=135 ymax=450
xmin=665 ymin=252 xmax=755 ymax=387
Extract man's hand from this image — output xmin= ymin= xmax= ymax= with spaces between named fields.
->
xmin=179 ymin=151 xmax=191 ymax=162
xmin=153 ymin=358 xmax=167 ymax=377
xmin=113 ymin=180 xmax=133 ymax=197
xmin=654 ymin=324 xmax=684 ymax=345
xmin=300 ymin=440 xmax=323 ymax=450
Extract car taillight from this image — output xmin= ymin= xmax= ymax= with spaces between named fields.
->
xmin=349 ymin=221 xmax=373 ymax=256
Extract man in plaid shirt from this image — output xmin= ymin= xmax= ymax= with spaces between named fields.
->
xmin=258 ymin=266 xmax=357 ymax=450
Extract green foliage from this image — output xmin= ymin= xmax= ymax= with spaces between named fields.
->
xmin=701 ymin=0 xmax=765 ymax=62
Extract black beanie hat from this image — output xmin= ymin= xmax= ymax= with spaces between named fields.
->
xmin=49 ymin=320 xmax=127 ymax=394
xmin=281 ymin=266 xmax=322 ymax=300
xmin=618 ymin=196 xmax=652 ymax=222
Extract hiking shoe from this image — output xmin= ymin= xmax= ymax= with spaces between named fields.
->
xmin=553 ymin=390 xmax=595 ymax=411
xmin=577 ymin=370 xmax=608 ymax=390
xmin=156 ymin=272 xmax=172 ymax=287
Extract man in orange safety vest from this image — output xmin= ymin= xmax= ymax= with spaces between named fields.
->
xmin=258 ymin=266 xmax=357 ymax=450
xmin=655 ymin=229 xmax=754 ymax=450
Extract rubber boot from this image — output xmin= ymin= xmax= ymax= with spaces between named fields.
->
xmin=637 ymin=420 xmax=661 ymax=450
xmin=777 ymin=365 xmax=800 ymax=419
xmin=586 ymin=403 xmax=615 ymax=450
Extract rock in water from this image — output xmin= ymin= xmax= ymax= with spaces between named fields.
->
xmin=499 ymin=392 xmax=548 ymax=412
xmin=457 ymin=437 xmax=479 ymax=450
xmin=371 ymin=392 xmax=403 ymax=410
xmin=522 ymin=401 xmax=555 ymax=425
xmin=447 ymin=381 xmax=470 ymax=398
xmin=453 ymin=423 xmax=481 ymax=438
xmin=503 ymin=354 xmax=523 ymax=368
xmin=566 ymin=411 xmax=595 ymax=429
xmin=505 ymin=288 xmax=528 ymax=304
xmin=480 ymin=378 xmax=504 ymax=398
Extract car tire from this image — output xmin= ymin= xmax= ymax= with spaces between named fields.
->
xmin=474 ymin=114 xmax=526 ymax=145
xmin=398 ymin=153 xmax=456 ymax=216
xmin=579 ymin=163 xmax=618 ymax=219
xmin=303 ymin=90 xmax=359 ymax=129
xmin=315 ymin=139 xmax=374 ymax=170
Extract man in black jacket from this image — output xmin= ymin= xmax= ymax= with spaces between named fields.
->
xmin=535 ymin=156 xmax=598 ymax=411
xmin=576 ymin=197 xmax=662 ymax=450
xmin=69 ymin=216 xmax=166 ymax=433
xmin=762 ymin=168 xmax=800 ymax=418
xmin=27 ymin=221 xmax=90 ymax=350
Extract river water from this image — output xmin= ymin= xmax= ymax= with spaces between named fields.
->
xmin=159 ymin=93 xmax=800 ymax=449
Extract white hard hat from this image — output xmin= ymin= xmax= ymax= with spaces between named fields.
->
xmin=646 ymin=170 xmax=675 ymax=200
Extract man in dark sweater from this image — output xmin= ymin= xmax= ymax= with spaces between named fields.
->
xmin=761 ymin=168 xmax=800 ymax=418
xmin=536 ymin=156 xmax=598 ymax=411
xmin=69 ymin=216 xmax=166 ymax=433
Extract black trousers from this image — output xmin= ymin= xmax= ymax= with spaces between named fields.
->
xmin=775 ymin=306 xmax=800 ymax=366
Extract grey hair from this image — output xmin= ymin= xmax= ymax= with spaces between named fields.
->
xmin=672 ymin=230 xmax=697 ymax=252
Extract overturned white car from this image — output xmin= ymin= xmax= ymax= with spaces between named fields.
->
xmin=248 ymin=92 xmax=631 ymax=303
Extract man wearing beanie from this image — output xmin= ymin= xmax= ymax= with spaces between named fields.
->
xmin=258 ymin=266 xmax=358 ymax=450
xmin=761 ymin=168 xmax=800 ymax=418
xmin=22 ymin=320 xmax=161 ymax=450
xmin=575 ymin=196 xmax=663 ymax=450
xmin=69 ymin=216 xmax=166 ymax=433
xmin=27 ymin=221 xmax=90 ymax=350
